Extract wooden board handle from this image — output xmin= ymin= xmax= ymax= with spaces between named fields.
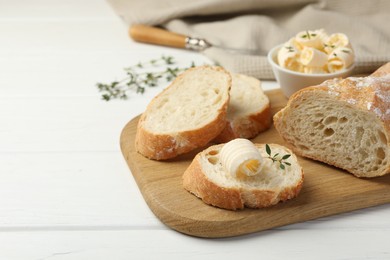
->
xmin=129 ymin=24 xmax=186 ymax=49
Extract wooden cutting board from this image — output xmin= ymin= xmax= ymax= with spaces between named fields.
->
xmin=120 ymin=89 xmax=390 ymax=238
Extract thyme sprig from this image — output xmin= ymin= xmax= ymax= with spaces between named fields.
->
xmin=301 ymin=30 xmax=317 ymax=39
xmin=285 ymin=46 xmax=295 ymax=53
xmin=265 ymin=144 xmax=291 ymax=170
xmin=324 ymin=43 xmax=336 ymax=49
xmin=96 ymin=55 xmax=195 ymax=101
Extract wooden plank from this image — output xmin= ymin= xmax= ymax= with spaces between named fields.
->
xmin=0 ymin=228 xmax=389 ymax=259
xmin=120 ymin=89 xmax=390 ymax=238
xmin=0 ymin=152 xmax=160 ymax=227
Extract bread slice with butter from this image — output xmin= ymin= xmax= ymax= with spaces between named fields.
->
xmin=274 ymin=62 xmax=390 ymax=178
xmin=214 ymin=74 xmax=271 ymax=143
xmin=135 ymin=66 xmax=231 ymax=160
xmin=182 ymin=141 xmax=304 ymax=210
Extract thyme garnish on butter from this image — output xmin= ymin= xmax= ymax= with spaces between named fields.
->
xmin=265 ymin=144 xmax=291 ymax=170
xmin=324 ymin=43 xmax=336 ymax=49
xmin=285 ymin=46 xmax=295 ymax=53
xmin=301 ymin=30 xmax=317 ymax=39
xmin=96 ymin=55 xmax=195 ymax=101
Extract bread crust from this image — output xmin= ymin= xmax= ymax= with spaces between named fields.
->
xmin=214 ymin=74 xmax=272 ymax=143
xmin=183 ymin=153 xmax=244 ymax=210
xmin=371 ymin=62 xmax=390 ymax=77
xmin=135 ymin=66 xmax=231 ymax=160
xmin=214 ymin=104 xmax=271 ymax=143
xmin=136 ymin=106 xmax=228 ymax=160
xmin=182 ymin=144 xmax=304 ymax=210
xmin=274 ymin=62 xmax=390 ymax=177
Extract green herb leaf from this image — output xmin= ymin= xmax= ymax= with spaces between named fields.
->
xmin=265 ymin=144 xmax=291 ymax=170
xmin=265 ymin=144 xmax=271 ymax=156
xmin=285 ymin=46 xmax=294 ymax=53
xmin=96 ymin=55 xmax=197 ymax=100
xmin=306 ymin=30 xmax=311 ymax=39
xmin=102 ymin=94 xmax=110 ymax=101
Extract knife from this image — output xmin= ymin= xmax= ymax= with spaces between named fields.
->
xmin=129 ymin=24 xmax=259 ymax=55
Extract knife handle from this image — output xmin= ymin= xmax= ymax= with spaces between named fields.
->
xmin=129 ymin=24 xmax=186 ymax=49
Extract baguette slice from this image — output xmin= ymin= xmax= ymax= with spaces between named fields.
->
xmin=183 ymin=143 xmax=303 ymax=210
xmin=214 ymin=74 xmax=271 ymax=143
xmin=274 ymin=62 xmax=390 ymax=178
xmin=135 ymin=66 xmax=231 ymax=160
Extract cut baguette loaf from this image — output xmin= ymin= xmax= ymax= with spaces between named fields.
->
xmin=214 ymin=74 xmax=271 ymax=143
xmin=135 ymin=66 xmax=231 ymax=160
xmin=182 ymin=143 xmax=303 ymax=210
xmin=274 ymin=62 xmax=390 ymax=178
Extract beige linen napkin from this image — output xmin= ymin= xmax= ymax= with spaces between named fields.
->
xmin=108 ymin=0 xmax=390 ymax=79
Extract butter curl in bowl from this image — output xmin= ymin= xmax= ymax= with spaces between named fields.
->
xmin=268 ymin=29 xmax=355 ymax=97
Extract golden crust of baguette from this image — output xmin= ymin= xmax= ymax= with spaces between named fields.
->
xmin=135 ymin=107 xmax=228 ymax=160
xmin=214 ymin=104 xmax=271 ymax=143
xmin=214 ymin=74 xmax=272 ymax=143
xmin=274 ymin=62 xmax=390 ymax=177
xmin=182 ymin=144 xmax=304 ymax=210
xmin=135 ymin=66 xmax=231 ymax=160
xmin=183 ymin=155 xmax=244 ymax=210
xmin=371 ymin=62 xmax=390 ymax=77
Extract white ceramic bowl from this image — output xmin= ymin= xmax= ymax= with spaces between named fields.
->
xmin=267 ymin=44 xmax=355 ymax=97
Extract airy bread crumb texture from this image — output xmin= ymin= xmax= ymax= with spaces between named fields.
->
xmin=226 ymin=74 xmax=268 ymax=119
xmin=135 ymin=66 xmax=231 ymax=160
xmin=213 ymin=74 xmax=271 ymax=143
xmin=144 ymin=67 xmax=230 ymax=133
xmin=276 ymin=91 xmax=390 ymax=177
xmin=183 ymin=143 xmax=303 ymax=210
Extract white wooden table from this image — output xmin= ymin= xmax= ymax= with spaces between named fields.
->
xmin=1 ymin=1 xmax=389 ymax=259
